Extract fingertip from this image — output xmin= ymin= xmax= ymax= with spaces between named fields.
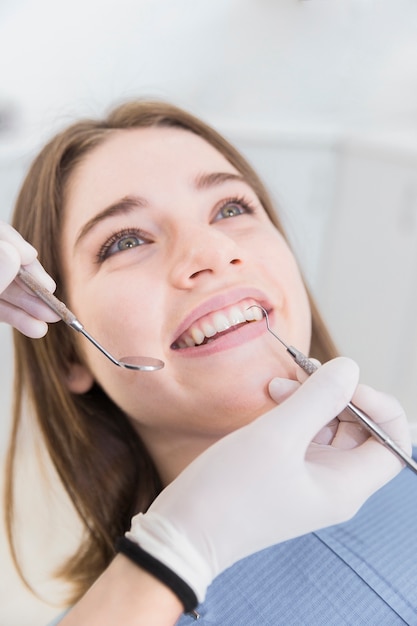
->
xmin=21 ymin=318 xmax=49 ymax=338
xmin=268 ymin=378 xmax=299 ymax=403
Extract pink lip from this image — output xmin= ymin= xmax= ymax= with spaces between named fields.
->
xmin=170 ymin=287 xmax=272 ymax=346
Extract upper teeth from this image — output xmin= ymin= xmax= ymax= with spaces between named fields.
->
xmin=172 ymin=301 xmax=264 ymax=349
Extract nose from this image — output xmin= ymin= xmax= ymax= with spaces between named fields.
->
xmin=168 ymin=225 xmax=243 ymax=289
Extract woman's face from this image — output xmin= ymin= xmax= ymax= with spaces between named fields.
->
xmin=61 ymin=127 xmax=311 ymax=479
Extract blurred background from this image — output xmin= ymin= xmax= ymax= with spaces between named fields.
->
xmin=2 ymin=0 xmax=417 ymax=623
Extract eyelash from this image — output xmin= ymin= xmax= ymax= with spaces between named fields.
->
xmin=213 ymin=195 xmax=256 ymax=220
xmin=96 ymin=195 xmax=257 ymax=263
xmin=96 ymin=227 xmax=149 ymax=263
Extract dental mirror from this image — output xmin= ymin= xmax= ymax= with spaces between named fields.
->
xmin=117 ymin=356 xmax=164 ymax=371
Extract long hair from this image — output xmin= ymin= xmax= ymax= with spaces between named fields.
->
xmin=4 ymin=100 xmax=338 ymax=603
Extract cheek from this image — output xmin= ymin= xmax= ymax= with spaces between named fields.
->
xmin=283 ymin=264 xmax=312 ymax=350
xmin=82 ymin=270 xmax=131 ymax=311
xmin=292 ymin=284 xmax=312 ymax=353
xmin=103 ymin=311 xmax=162 ymax=370
xmin=262 ymin=239 xmax=311 ymax=351
xmin=67 ymin=271 xmax=165 ymax=369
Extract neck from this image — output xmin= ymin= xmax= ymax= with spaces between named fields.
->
xmin=136 ymin=427 xmax=223 ymax=486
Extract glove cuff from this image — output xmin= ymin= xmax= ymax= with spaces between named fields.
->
xmin=116 ymin=536 xmax=198 ymax=612
xmin=126 ymin=511 xmax=212 ymax=603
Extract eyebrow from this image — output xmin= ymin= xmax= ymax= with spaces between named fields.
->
xmin=194 ymin=171 xmax=246 ymax=189
xmin=74 ymin=172 xmax=248 ymax=248
xmin=74 ymin=195 xmax=147 ymax=248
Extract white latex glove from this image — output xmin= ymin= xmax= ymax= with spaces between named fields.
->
xmin=127 ymin=357 xmax=411 ymax=603
xmin=269 ymin=362 xmax=412 ymax=450
xmin=0 ymin=222 xmax=59 ymax=337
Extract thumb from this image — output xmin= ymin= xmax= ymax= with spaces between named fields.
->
xmin=268 ymin=377 xmax=300 ymax=404
xmin=275 ymin=357 xmax=360 ymax=447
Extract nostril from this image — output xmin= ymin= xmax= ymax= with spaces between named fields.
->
xmin=189 ymin=268 xmax=212 ymax=280
xmin=230 ymin=259 xmax=242 ymax=265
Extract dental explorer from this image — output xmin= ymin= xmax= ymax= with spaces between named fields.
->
xmin=18 ymin=266 xmax=164 ymax=372
xmin=251 ymin=305 xmax=417 ymax=475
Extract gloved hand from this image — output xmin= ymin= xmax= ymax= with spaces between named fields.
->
xmin=0 ymin=222 xmax=59 ymax=336
xmin=126 ymin=357 xmax=411 ymax=604
xmin=269 ymin=362 xmax=413 ymax=451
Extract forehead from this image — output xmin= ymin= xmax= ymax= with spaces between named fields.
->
xmin=70 ymin=126 xmax=239 ymax=191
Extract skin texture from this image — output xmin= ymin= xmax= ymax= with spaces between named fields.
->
xmin=61 ymin=126 xmax=312 ymax=484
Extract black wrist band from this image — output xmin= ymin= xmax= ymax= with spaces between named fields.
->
xmin=116 ymin=536 xmax=198 ymax=613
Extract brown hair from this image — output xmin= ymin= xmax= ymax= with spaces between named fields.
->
xmin=5 ymin=100 xmax=338 ymax=603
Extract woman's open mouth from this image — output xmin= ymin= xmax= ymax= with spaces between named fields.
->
xmin=171 ymin=299 xmax=264 ymax=349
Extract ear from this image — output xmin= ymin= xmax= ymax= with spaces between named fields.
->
xmin=66 ymin=363 xmax=94 ymax=394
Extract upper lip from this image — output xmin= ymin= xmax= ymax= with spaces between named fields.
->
xmin=170 ymin=287 xmax=272 ymax=346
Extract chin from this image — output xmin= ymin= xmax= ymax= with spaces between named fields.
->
xmin=207 ymin=383 xmax=276 ymax=432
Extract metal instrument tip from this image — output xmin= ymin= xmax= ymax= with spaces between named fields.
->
xmin=246 ymin=304 xmax=290 ymax=349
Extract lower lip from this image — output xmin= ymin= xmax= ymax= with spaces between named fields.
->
xmin=171 ymin=318 xmax=270 ymax=358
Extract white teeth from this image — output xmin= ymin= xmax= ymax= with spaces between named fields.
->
xmin=212 ymin=312 xmax=232 ymax=333
xmin=201 ymin=320 xmax=217 ymax=337
xmin=242 ymin=306 xmax=263 ymax=321
xmin=244 ymin=307 xmax=256 ymax=321
xmin=228 ymin=306 xmax=246 ymax=325
xmin=190 ymin=327 xmax=205 ymax=345
xmin=174 ymin=301 xmax=267 ymax=349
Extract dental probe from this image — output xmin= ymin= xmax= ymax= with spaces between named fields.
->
xmin=250 ymin=305 xmax=417 ymax=475
xmin=17 ymin=266 xmax=164 ymax=372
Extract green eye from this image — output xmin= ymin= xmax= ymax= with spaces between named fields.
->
xmin=220 ymin=204 xmax=244 ymax=218
xmin=213 ymin=196 xmax=255 ymax=223
xmin=117 ymin=235 xmax=142 ymax=251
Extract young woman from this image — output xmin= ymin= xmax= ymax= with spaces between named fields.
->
xmin=2 ymin=101 xmax=416 ymax=625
